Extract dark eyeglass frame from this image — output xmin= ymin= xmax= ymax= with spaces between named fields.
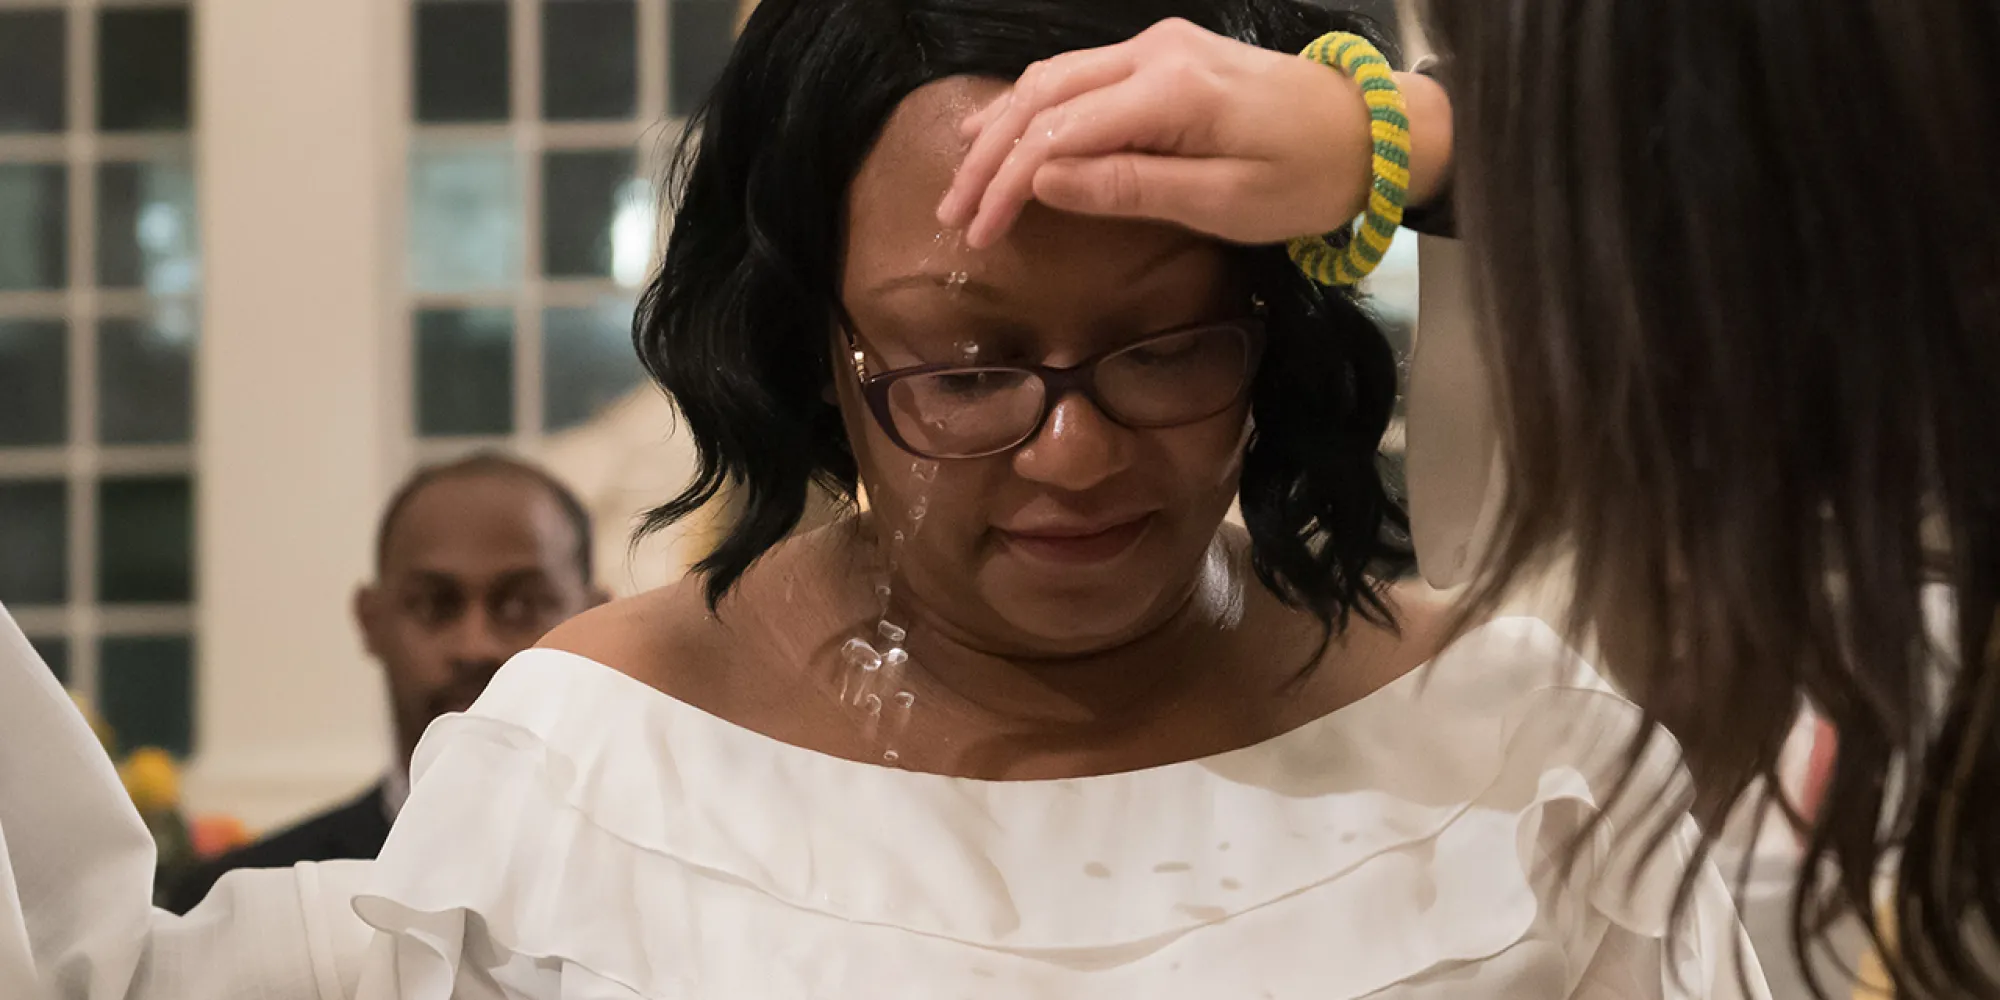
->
xmin=840 ymin=314 xmax=1268 ymax=460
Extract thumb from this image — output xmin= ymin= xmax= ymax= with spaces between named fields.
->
xmin=1033 ymin=155 xmax=1263 ymax=243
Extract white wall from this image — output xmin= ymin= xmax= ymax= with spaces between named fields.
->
xmin=185 ymin=0 xmax=407 ymax=828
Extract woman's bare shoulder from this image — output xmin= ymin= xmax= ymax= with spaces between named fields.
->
xmin=536 ymin=578 xmax=725 ymax=691
xmin=1303 ymin=579 xmax=1460 ymax=708
xmin=535 ymin=528 xmax=865 ymax=714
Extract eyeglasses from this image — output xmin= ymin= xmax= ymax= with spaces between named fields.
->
xmin=844 ymin=317 xmax=1266 ymax=460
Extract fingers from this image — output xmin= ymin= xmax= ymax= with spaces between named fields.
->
xmin=961 ymin=74 xmax=1203 ymax=247
xmin=936 ymin=45 xmax=1139 ymax=232
xmin=957 ymin=91 xmax=1010 ymax=139
xmin=1032 ymin=155 xmax=1257 ymax=241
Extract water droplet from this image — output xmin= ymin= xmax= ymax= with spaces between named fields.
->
xmin=878 ymin=620 xmax=907 ymax=645
xmin=911 ymin=460 xmax=939 ymax=483
xmin=894 ymin=691 xmax=916 ymax=709
xmin=862 ymin=693 xmax=883 ymax=715
xmin=909 ymin=498 xmax=929 ymax=521
xmin=891 ymin=528 xmax=906 ymax=546
xmin=946 ymin=270 xmax=970 ymax=289
xmin=883 ymin=647 xmax=910 ymax=669
xmin=921 ymin=231 xmax=951 ymax=269
xmin=840 ymin=638 xmax=882 ymax=672
xmin=882 ymin=750 xmax=901 ymax=764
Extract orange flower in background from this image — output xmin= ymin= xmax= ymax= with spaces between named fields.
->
xmin=119 ymin=747 xmax=181 ymax=816
xmin=117 ymin=746 xmax=197 ymax=905
xmin=190 ymin=815 xmax=253 ymax=859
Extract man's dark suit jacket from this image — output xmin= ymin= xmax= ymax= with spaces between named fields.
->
xmin=164 ymin=783 xmax=392 ymax=915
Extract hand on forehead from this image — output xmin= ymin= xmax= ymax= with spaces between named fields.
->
xmin=844 ymin=75 xmax=1212 ymax=314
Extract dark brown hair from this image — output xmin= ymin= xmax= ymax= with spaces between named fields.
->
xmin=1422 ymin=0 xmax=2000 ymax=995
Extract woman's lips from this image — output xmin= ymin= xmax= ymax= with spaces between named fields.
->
xmin=996 ymin=514 xmax=1154 ymax=566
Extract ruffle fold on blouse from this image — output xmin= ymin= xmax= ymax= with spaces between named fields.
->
xmin=348 ymin=619 xmax=1750 ymax=999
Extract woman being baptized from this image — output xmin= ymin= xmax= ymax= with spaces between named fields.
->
xmin=0 ymin=0 xmax=1766 ymax=997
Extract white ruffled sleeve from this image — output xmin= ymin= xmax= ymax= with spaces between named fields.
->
xmin=1573 ymin=922 xmax=1765 ymax=1000
xmin=1564 ymin=823 xmax=1768 ymax=1000
xmin=0 ymin=605 xmax=370 ymax=1000
xmin=1526 ymin=668 xmax=1774 ymax=1000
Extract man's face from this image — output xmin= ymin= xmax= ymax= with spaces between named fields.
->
xmin=356 ymin=472 xmax=601 ymax=765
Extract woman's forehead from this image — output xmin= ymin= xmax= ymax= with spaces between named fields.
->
xmin=846 ymin=77 xmax=1213 ymax=298
xmin=849 ymin=77 xmax=1007 ymax=235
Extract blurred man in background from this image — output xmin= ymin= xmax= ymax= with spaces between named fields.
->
xmin=165 ymin=453 xmax=606 ymax=913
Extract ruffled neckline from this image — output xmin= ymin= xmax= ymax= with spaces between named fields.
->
xmin=350 ymin=617 xmax=1730 ymax=999
xmin=391 ymin=619 xmax=1623 ymax=946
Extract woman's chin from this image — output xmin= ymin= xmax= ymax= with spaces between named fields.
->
xmin=984 ymin=588 xmax=1169 ymax=654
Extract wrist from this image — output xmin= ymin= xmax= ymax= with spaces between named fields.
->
xmin=1395 ymin=70 xmax=1453 ymax=209
xmin=1289 ymin=31 xmax=1415 ymax=286
xmin=1303 ymin=62 xmax=1374 ymax=236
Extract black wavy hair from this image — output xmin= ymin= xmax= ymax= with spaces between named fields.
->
xmin=635 ymin=0 xmax=1412 ymax=638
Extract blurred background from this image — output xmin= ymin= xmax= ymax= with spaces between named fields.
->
xmin=1 ymin=1 xmax=1847 ymax=995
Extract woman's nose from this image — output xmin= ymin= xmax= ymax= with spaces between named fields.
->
xmin=1010 ymin=392 xmax=1135 ymax=492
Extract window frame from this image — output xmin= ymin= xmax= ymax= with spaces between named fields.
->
xmin=0 ymin=0 xmax=199 ymax=721
xmin=406 ymin=0 xmax=685 ymax=463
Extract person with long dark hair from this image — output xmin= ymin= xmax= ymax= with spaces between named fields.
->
xmin=939 ymin=5 xmax=2000 ymax=997
xmin=0 ymin=0 xmax=1766 ymax=997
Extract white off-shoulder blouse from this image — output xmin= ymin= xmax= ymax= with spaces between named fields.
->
xmin=0 ymin=606 xmax=1766 ymax=999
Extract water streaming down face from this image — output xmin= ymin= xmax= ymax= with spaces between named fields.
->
xmin=825 ymin=221 xmax=982 ymax=765
xmin=832 ymin=453 xmax=944 ymax=762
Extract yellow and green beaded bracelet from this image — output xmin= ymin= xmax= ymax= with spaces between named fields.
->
xmin=1286 ymin=31 xmax=1410 ymax=288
